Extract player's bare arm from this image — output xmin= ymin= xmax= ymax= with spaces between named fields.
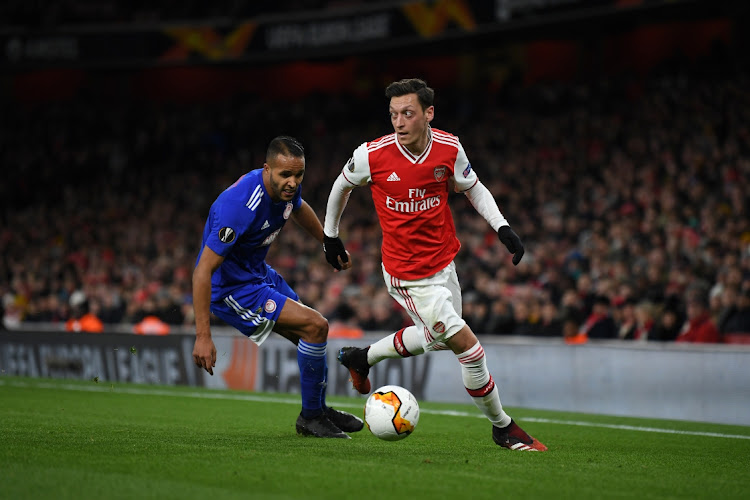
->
xmin=192 ymin=245 xmax=223 ymax=375
xmin=290 ymin=200 xmax=324 ymax=242
xmin=293 ymin=200 xmax=352 ymax=271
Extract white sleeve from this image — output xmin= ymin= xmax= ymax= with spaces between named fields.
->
xmin=342 ymin=143 xmax=371 ymax=186
xmin=463 ymin=180 xmax=509 ymax=232
xmin=324 ymin=144 xmax=370 ymax=237
xmin=451 ymin=140 xmax=479 ymax=192
xmin=324 ymin=173 xmax=354 ymax=237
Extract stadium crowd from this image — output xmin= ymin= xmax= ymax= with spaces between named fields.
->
xmin=2 ymin=68 xmax=749 ymax=343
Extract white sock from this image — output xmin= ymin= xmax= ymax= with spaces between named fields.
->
xmin=456 ymin=342 xmax=511 ymax=428
xmin=367 ymin=326 xmax=425 ymax=365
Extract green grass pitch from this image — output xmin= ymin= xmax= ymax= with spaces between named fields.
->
xmin=1 ymin=377 xmax=749 ymax=500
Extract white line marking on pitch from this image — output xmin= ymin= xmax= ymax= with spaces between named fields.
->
xmin=520 ymin=417 xmax=750 ymax=440
xmin=3 ymin=379 xmax=749 ymax=440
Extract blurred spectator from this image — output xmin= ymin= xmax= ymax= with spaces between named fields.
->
xmin=575 ymin=274 xmax=596 ymax=319
xmin=616 ymin=297 xmax=638 ymax=340
xmin=675 ymin=286 xmax=721 ymax=343
xmin=328 ymin=302 xmax=364 ymax=339
xmin=133 ymin=315 xmax=171 ymax=335
xmin=2 ymin=294 xmax=25 ymax=329
xmin=562 ymin=307 xmax=584 ymax=344
xmin=64 ymin=291 xmax=104 ymax=333
xmin=464 ymin=292 xmax=491 ymax=334
xmin=484 ymin=297 xmax=516 ymax=335
xmin=578 ymin=295 xmax=617 ymax=341
xmin=360 ymin=291 xmax=407 ymax=333
xmin=511 ymin=300 xmax=537 ymax=336
xmin=532 ymin=301 xmax=562 ymax=337
xmin=721 ymin=288 xmax=750 ymax=335
xmin=650 ymin=297 xmax=684 ymax=342
xmin=715 ymin=286 xmax=739 ymax=333
xmin=0 ymin=297 xmax=6 ymax=330
xmin=99 ymin=290 xmax=126 ymax=324
xmin=632 ymin=300 xmax=656 ymax=341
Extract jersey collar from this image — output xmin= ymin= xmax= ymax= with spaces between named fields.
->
xmin=395 ymin=126 xmax=433 ymax=165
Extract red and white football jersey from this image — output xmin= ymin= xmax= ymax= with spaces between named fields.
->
xmin=341 ymin=128 xmax=478 ymax=280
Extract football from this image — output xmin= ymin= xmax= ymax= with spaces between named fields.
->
xmin=364 ymin=385 xmax=420 ymax=441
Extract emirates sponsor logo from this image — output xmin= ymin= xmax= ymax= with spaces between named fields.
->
xmin=385 ymin=195 xmax=441 ymax=213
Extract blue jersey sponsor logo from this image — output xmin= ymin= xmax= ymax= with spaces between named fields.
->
xmin=463 ymin=163 xmax=472 ymax=178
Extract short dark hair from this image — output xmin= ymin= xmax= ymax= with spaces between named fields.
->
xmin=594 ymin=294 xmax=611 ymax=307
xmin=685 ymin=281 xmax=710 ymax=308
xmin=266 ymin=135 xmax=304 ymax=163
xmin=385 ymin=78 xmax=435 ymax=110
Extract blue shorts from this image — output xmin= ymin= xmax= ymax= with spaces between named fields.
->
xmin=211 ymin=265 xmax=299 ymax=345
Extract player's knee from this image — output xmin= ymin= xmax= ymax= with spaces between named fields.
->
xmin=446 ymin=324 xmax=478 ymax=354
xmin=303 ymin=312 xmax=329 ymax=343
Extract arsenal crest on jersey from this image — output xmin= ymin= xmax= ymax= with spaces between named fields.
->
xmin=433 ymin=166 xmax=447 ymax=182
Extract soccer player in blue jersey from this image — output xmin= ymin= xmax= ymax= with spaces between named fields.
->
xmin=192 ymin=136 xmax=362 ymax=438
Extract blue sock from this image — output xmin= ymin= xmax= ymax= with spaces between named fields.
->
xmin=321 ymin=352 xmax=328 ymax=411
xmin=297 ymin=340 xmax=327 ymax=419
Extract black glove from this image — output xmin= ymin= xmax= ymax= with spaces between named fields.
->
xmin=497 ymin=226 xmax=524 ymax=266
xmin=323 ymin=235 xmax=349 ymax=270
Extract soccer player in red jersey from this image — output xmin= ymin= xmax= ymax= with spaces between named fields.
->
xmin=323 ymin=78 xmax=547 ymax=451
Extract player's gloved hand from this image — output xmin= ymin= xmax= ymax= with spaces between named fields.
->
xmin=323 ymin=234 xmax=350 ymax=270
xmin=497 ymin=225 xmax=525 ymax=266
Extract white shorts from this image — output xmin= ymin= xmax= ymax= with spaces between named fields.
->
xmin=382 ymin=261 xmax=466 ymax=351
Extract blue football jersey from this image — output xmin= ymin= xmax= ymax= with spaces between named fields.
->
xmin=197 ymin=169 xmax=302 ymax=301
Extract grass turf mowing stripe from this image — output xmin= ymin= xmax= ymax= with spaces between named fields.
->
xmin=522 ymin=417 xmax=750 ymax=440
xmin=2 ymin=378 xmax=749 ymax=441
